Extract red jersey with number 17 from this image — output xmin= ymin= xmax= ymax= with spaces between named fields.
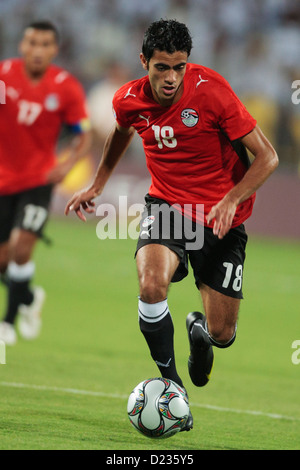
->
xmin=0 ymin=58 xmax=89 ymax=195
xmin=112 ymin=63 xmax=257 ymax=228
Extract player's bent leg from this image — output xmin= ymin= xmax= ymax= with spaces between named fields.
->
xmin=137 ymin=244 xmax=179 ymax=304
xmin=3 ymin=258 xmax=35 ymax=327
xmin=9 ymin=228 xmax=38 ymax=265
xmin=5 ymin=230 xmax=37 ymax=319
xmin=186 ymin=311 xmax=214 ymax=387
xmin=136 ymin=244 xmax=184 ymax=386
xmin=0 ymin=243 xmax=17 ymax=344
xmin=0 ymin=254 xmax=35 ymax=344
xmin=1 ymin=229 xmax=44 ymax=341
xmin=0 ymin=242 xmax=9 ymax=274
xmin=0 ymin=242 xmax=9 ymax=286
xmin=200 ymin=283 xmax=240 ymax=347
xmin=186 ymin=285 xmax=240 ymax=387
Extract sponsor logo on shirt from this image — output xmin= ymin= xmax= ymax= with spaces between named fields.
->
xmin=196 ymin=74 xmax=208 ymax=87
xmin=181 ymin=109 xmax=199 ymax=128
xmin=139 ymin=114 xmax=150 ymax=126
xmin=124 ymin=86 xmax=136 ymax=99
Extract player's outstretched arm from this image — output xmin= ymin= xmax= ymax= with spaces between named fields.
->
xmin=207 ymin=126 xmax=279 ymax=239
xmin=47 ymin=130 xmax=92 ymax=185
xmin=65 ymin=123 xmax=135 ymax=221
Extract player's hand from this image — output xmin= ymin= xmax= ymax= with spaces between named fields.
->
xmin=64 ymin=187 xmax=98 ymax=222
xmin=206 ymin=197 xmax=238 ymax=239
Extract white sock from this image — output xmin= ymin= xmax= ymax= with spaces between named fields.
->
xmin=138 ymin=298 xmax=169 ymax=323
xmin=7 ymin=261 xmax=35 ymax=282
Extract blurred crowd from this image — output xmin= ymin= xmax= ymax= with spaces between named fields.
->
xmin=1 ymin=0 xmax=300 ymax=170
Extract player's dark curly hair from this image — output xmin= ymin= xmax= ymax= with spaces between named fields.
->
xmin=142 ymin=19 xmax=193 ymax=62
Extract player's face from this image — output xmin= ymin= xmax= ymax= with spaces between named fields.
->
xmin=19 ymin=28 xmax=58 ymax=78
xmin=140 ymin=50 xmax=188 ymax=107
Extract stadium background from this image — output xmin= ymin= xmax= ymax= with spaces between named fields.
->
xmin=0 ymin=0 xmax=299 ymax=451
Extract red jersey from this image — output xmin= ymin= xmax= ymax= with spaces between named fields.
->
xmin=0 ymin=58 xmax=89 ymax=195
xmin=112 ymin=63 xmax=257 ymax=227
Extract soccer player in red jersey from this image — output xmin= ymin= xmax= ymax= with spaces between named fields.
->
xmin=65 ymin=20 xmax=278 ymax=430
xmin=0 ymin=21 xmax=91 ymax=345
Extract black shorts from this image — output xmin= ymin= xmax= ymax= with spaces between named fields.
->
xmin=136 ymin=195 xmax=248 ymax=299
xmin=0 ymin=184 xmax=53 ymax=243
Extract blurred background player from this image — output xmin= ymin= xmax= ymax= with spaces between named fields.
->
xmin=0 ymin=21 xmax=92 ymax=345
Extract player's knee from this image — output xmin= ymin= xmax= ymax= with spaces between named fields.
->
xmin=0 ymin=245 xmax=9 ymax=273
xmin=208 ymin=323 xmax=236 ymax=348
xmin=139 ymin=271 xmax=169 ymax=304
xmin=0 ymin=257 xmax=8 ymax=274
xmin=9 ymin=229 xmax=38 ymax=265
xmin=0 ymin=262 xmax=7 ymax=274
xmin=11 ymin=247 xmax=31 ymax=265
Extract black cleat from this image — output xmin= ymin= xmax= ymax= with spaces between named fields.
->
xmin=179 ymin=386 xmax=193 ymax=432
xmin=180 ymin=410 xmax=193 ymax=432
xmin=186 ymin=311 xmax=214 ymax=387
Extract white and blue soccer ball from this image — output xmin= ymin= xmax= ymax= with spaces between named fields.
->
xmin=127 ymin=377 xmax=190 ymax=439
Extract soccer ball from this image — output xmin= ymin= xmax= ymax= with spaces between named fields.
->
xmin=127 ymin=377 xmax=190 ymax=439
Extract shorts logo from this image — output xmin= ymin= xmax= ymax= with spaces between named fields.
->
xmin=142 ymin=215 xmax=155 ymax=228
xmin=181 ymin=108 xmax=199 ymax=127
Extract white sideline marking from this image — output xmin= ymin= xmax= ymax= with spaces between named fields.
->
xmin=0 ymin=381 xmax=299 ymax=422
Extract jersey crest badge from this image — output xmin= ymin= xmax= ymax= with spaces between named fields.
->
xmin=44 ymin=94 xmax=60 ymax=111
xmin=181 ymin=109 xmax=199 ymax=128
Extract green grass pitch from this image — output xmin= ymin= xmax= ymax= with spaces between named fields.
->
xmin=0 ymin=216 xmax=299 ymax=450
